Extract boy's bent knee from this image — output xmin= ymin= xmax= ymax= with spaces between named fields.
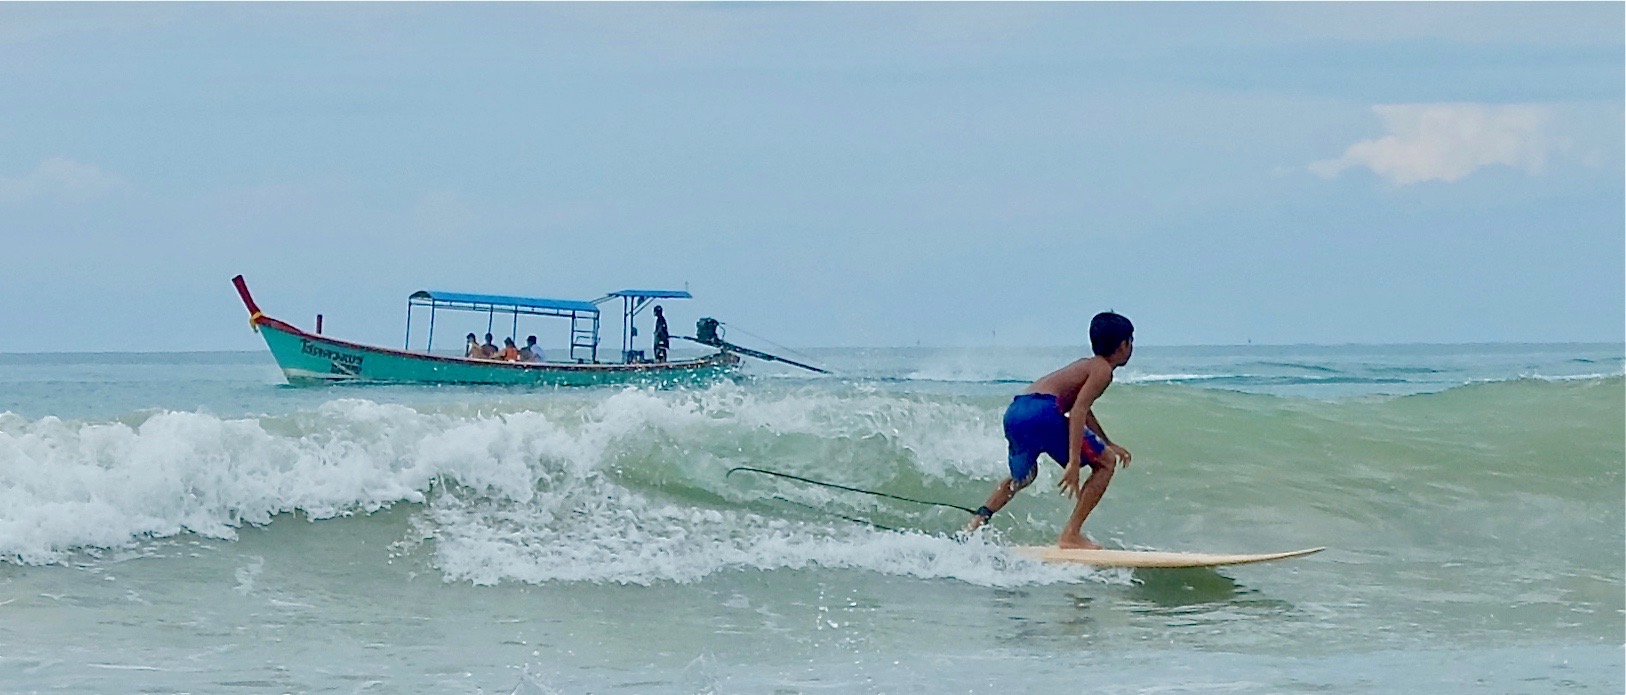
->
xmin=1086 ymin=458 xmax=1116 ymax=477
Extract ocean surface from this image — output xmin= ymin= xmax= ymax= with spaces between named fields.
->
xmin=0 ymin=343 xmax=1621 ymax=694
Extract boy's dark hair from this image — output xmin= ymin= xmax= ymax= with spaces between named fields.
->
xmin=1089 ymin=312 xmax=1134 ymax=357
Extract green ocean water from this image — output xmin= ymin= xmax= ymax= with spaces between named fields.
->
xmin=0 ymin=344 xmax=1620 ymax=693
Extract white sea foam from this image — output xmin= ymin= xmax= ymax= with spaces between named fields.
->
xmin=1518 ymin=371 xmax=1624 ymax=382
xmin=0 ymin=385 xmax=1105 ymax=587
xmin=0 ymin=402 xmax=437 ymax=564
xmin=422 ymin=484 xmax=1116 ymax=588
xmin=1118 ymin=372 xmax=1236 ymax=383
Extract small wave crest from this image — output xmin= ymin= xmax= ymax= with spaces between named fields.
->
xmin=0 ymin=401 xmax=440 ymax=564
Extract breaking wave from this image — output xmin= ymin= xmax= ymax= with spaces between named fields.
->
xmin=1 ymin=376 xmax=1619 ymax=587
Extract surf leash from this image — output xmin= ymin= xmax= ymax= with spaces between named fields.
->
xmin=770 ymin=495 xmax=899 ymax=532
xmin=726 ymin=466 xmax=979 ymax=515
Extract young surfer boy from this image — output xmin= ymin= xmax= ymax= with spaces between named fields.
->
xmin=965 ymin=312 xmax=1135 ymax=549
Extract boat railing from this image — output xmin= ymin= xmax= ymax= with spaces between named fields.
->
xmin=406 ymin=290 xmax=604 ymax=363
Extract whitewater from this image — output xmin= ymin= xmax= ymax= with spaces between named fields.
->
xmin=0 ymin=343 xmax=1620 ymax=693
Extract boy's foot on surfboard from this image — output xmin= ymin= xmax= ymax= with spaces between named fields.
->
xmin=1057 ymin=533 xmax=1103 ymax=550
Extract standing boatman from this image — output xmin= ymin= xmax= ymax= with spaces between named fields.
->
xmin=653 ymin=305 xmax=670 ymax=362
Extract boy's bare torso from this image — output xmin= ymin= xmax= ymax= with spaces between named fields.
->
xmin=1024 ymin=356 xmax=1114 ymax=414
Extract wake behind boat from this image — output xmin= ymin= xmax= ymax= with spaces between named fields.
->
xmin=233 ymin=275 xmax=746 ymax=387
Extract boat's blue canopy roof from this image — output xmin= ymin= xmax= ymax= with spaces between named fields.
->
xmin=410 ymin=290 xmax=599 ymax=314
xmin=604 ymin=289 xmax=692 ymax=300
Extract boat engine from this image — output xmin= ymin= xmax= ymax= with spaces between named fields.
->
xmin=680 ymin=317 xmax=829 ymax=374
xmin=695 ymin=317 xmax=723 ymax=346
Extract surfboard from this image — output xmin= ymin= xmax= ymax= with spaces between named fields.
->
xmin=1011 ymin=546 xmax=1325 ymax=568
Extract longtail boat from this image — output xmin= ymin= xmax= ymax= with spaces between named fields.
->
xmin=232 ymin=275 xmax=740 ymax=386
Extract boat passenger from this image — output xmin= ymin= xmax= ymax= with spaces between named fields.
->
xmin=481 ymin=333 xmax=499 ymax=359
xmin=500 ymin=337 xmax=520 ymax=361
xmin=518 ymin=335 xmax=542 ymax=362
xmin=465 ymin=333 xmax=482 ymax=358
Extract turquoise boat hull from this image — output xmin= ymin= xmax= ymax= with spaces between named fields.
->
xmin=253 ymin=316 xmax=739 ymax=387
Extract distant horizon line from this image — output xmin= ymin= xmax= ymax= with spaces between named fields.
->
xmin=1 ymin=340 xmax=1621 ymax=357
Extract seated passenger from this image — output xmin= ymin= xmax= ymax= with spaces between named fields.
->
xmin=518 ymin=335 xmax=542 ymax=362
xmin=480 ymin=333 xmax=499 ymax=358
xmin=465 ymin=333 xmax=482 ymax=358
xmin=500 ymin=337 xmax=520 ymax=361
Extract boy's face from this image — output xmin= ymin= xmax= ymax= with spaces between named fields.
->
xmin=1113 ymin=338 xmax=1134 ymax=366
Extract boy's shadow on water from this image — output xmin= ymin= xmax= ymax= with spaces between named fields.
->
xmin=1129 ymin=567 xmax=1245 ymax=607
xmin=1000 ymin=568 xmax=1297 ymax=641
xmin=1123 ymin=569 xmax=1300 ymax=632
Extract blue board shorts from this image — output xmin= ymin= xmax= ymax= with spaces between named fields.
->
xmin=1004 ymin=393 xmax=1106 ymax=489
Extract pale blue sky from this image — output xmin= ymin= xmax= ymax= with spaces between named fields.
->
xmin=1 ymin=2 xmax=1620 ymax=352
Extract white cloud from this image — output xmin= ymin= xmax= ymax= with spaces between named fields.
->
xmin=0 ymin=157 xmax=127 ymax=204
xmin=1310 ymin=104 xmax=1556 ymax=185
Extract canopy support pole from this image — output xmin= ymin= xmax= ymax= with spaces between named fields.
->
xmin=427 ymin=303 xmax=437 ymax=353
